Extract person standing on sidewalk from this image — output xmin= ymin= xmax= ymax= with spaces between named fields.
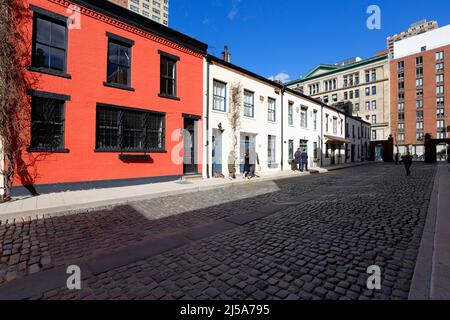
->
xmin=401 ymin=152 xmax=413 ymax=176
xmin=395 ymin=152 xmax=400 ymax=165
xmin=294 ymin=148 xmax=301 ymax=171
xmin=300 ymin=149 xmax=309 ymax=172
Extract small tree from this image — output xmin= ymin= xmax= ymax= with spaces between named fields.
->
xmin=227 ymin=82 xmax=242 ymax=177
xmin=0 ymin=0 xmax=33 ymax=202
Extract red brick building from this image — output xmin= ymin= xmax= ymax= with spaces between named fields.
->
xmin=390 ymin=25 xmax=450 ymax=157
xmin=14 ymin=0 xmax=207 ymax=195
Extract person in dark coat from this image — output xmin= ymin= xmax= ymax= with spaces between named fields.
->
xmin=395 ymin=152 xmax=400 ymax=165
xmin=300 ymin=149 xmax=309 ymax=172
xmin=243 ymin=149 xmax=251 ymax=178
xmin=294 ymin=148 xmax=301 ymax=171
xmin=401 ymin=152 xmax=413 ymax=176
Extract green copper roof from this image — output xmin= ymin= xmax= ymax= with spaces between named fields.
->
xmin=286 ymin=54 xmax=388 ymax=86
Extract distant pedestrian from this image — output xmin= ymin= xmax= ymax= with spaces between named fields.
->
xmin=300 ymin=149 xmax=309 ymax=172
xmin=395 ymin=152 xmax=400 ymax=165
xmin=294 ymin=148 xmax=301 ymax=171
xmin=401 ymin=152 xmax=413 ymax=176
xmin=243 ymin=149 xmax=251 ymax=179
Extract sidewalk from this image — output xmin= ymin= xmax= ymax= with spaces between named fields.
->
xmin=410 ymin=162 xmax=450 ymax=300
xmin=0 ymin=162 xmax=373 ymax=221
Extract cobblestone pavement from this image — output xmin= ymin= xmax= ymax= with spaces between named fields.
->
xmin=0 ymin=163 xmax=437 ymax=300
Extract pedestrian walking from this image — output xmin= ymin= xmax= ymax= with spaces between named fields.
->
xmin=294 ymin=148 xmax=301 ymax=171
xmin=243 ymin=149 xmax=251 ymax=179
xmin=300 ymin=149 xmax=309 ymax=172
xmin=395 ymin=152 xmax=400 ymax=165
xmin=401 ymin=152 xmax=413 ymax=176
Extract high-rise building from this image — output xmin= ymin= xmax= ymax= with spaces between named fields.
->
xmin=390 ymin=24 xmax=450 ymax=157
xmin=286 ymin=53 xmax=391 ymax=141
xmin=108 ymin=0 xmax=169 ymax=26
xmin=387 ymin=20 xmax=438 ymax=59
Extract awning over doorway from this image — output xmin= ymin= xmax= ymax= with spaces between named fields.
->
xmin=324 ymin=135 xmax=348 ymax=145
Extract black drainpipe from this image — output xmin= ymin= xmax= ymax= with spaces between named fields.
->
xmin=205 ymin=58 xmax=211 ymax=179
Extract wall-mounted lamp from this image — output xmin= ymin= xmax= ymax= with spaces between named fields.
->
xmin=218 ymin=123 xmax=225 ymax=133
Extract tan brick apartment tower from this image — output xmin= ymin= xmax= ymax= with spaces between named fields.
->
xmin=391 ymin=25 xmax=450 ymax=157
xmin=107 ymin=0 xmax=169 ymax=25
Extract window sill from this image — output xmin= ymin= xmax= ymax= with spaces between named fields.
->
xmin=103 ymin=82 xmax=135 ymax=92
xmin=158 ymin=93 xmax=180 ymax=101
xmin=94 ymin=149 xmax=167 ymax=154
xmin=27 ymin=66 xmax=72 ymax=79
xmin=27 ymin=148 xmax=70 ymax=153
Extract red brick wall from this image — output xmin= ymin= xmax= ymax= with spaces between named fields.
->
xmin=17 ymin=0 xmax=204 ymax=187
xmin=390 ymin=44 xmax=450 ymax=146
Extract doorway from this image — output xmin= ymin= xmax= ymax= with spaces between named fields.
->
xmin=331 ymin=144 xmax=336 ymax=165
xmin=240 ymin=133 xmax=256 ymax=173
xmin=212 ymin=129 xmax=223 ymax=175
xmin=351 ymin=144 xmax=355 ymax=162
xmin=183 ymin=118 xmax=198 ymax=175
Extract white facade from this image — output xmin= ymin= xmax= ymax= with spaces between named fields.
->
xmin=282 ymin=90 xmax=322 ymax=170
xmin=345 ymin=116 xmax=371 ymax=163
xmin=394 ymin=24 xmax=450 ymax=59
xmin=321 ymin=106 xmax=347 ymax=167
xmin=203 ymin=59 xmax=283 ymax=178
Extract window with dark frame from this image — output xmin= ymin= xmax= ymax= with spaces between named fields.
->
xmin=268 ymin=98 xmax=276 ymax=122
xmin=160 ymin=55 xmax=177 ymax=97
xmin=30 ymin=96 xmax=66 ymax=151
xmin=244 ymin=90 xmax=255 ymax=118
xmin=96 ymin=105 xmax=165 ymax=152
xmin=32 ymin=14 xmax=67 ymax=72
xmin=107 ymin=39 xmax=132 ymax=87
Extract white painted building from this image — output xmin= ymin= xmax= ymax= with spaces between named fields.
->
xmin=203 ymin=56 xmax=283 ymax=178
xmin=345 ymin=116 xmax=372 ymax=163
xmin=282 ymin=89 xmax=323 ymax=170
xmin=321 ymin=106 xmax=347 ymax=167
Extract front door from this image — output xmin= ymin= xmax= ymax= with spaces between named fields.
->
xmin=331 ymin=144 xmax=336 ymax=165
xmin=212 ymin=129 xmax=223 ymax=175
xmin=351 ymin=145 xmax=355 ymax=162
xmin=183 ymin=119 xmax=197 ymax=175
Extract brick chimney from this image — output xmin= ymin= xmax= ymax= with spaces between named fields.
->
xmin=221 ymin=46 xmax=231 ymax=63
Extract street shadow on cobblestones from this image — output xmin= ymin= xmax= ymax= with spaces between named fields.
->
xmin=0 ymin=163 xmax=438 ymax=300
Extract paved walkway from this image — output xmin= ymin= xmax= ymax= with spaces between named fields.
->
xmin=0 ymin=163 xmax=439 ymax=300
xmin=409 ymin=163 xmax=450 ymax=300
xmin=0 ymin=162 xmax=371 ymax=221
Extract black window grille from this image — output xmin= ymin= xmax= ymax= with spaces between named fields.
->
xmin=96 ymin=105 xmax=165 ymax=152
xmin=107 ymin=40 xmax=132 ymax=86
xmin=32 ymin=15 xmax=67 ymax=72
xmin=160 ymin=56 xmax=177 ymax=97
xmin=30 ymin=97 xmax=66 ymax=151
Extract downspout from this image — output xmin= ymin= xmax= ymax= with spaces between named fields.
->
xmin=205 ymin=58 xmax=211 ymax=179
xmin=280 ymin=86 xmax=284 ymax=171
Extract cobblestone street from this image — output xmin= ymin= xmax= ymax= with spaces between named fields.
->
xmin=0 ymin=163 xmax=437 ymax=300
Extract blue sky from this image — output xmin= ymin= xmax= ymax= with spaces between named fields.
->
xmin=170 ymin=0 xmax=450 ymax=82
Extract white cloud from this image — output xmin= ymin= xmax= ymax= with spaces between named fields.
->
xmin=228 ymin=0 xmax=241 ymax=20
xmin=268 ymin=73 xmax=291 ymax=83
